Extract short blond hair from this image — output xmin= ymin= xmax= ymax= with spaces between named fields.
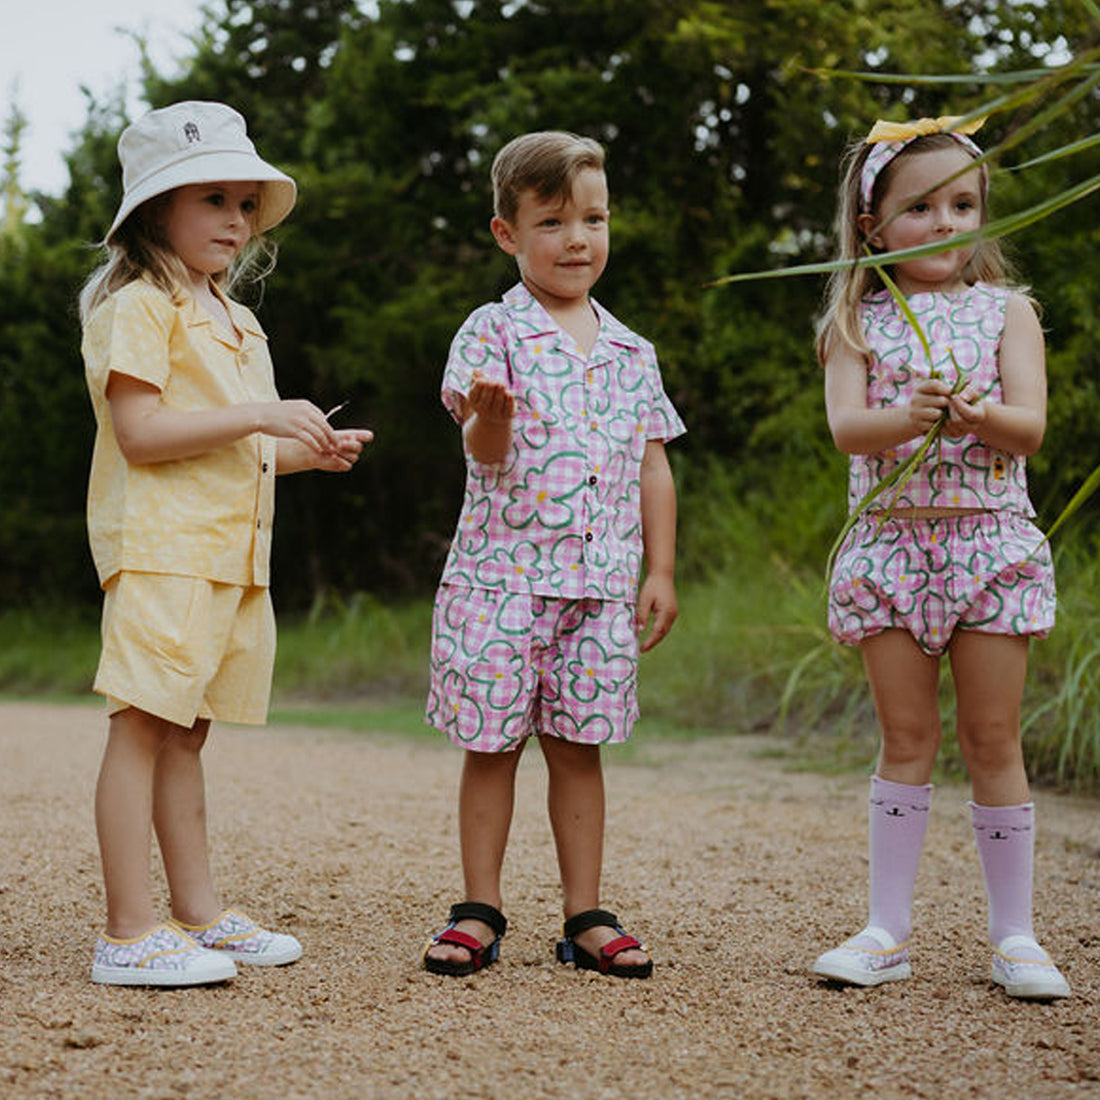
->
xmin=491 ymin=131 xmax=605 ymax=222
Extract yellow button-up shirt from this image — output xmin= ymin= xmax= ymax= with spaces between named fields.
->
xmin=83 ymin=277 xmax=279 ymax=588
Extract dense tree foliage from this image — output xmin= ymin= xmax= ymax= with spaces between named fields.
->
xmin=1 ymin=0 xmax=1097 ymax=609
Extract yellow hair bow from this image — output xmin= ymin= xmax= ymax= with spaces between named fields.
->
xmin=866 ymin=115 xmax=985 ymax=144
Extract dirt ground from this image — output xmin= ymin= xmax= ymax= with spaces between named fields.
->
xmin=1 ymin=702 xmax=1099 ymax=1099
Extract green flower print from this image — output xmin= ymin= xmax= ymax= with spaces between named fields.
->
xmin=501 ymin=453 xmax=584 ymax=531
xmin=565 ymin=636 xmax=635 ymax=704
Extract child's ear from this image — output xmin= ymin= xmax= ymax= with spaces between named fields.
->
xmin=490 ymin=216 xmax=519 ymax=255
xmin=857 ymin=212 xmax=882 ymax=249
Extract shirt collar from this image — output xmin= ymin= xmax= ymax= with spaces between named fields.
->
xmin=501 ymin=282 xmax=641 ymax=358
xmin=181 ymin=279 xmax=266 ymax=344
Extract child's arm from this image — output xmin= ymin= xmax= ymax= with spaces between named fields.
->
xmin=825 ymin=341 xmax=952 ymax=454
xmin=107 ymin=373 xmax=342 ymax=464
xmin=944 ymin=294 xmax=1046 ymax=455
xmin=636 ymin=440 xmax=678 ymax=653
xmin=460 ymin=373 xmax=515 ymax=465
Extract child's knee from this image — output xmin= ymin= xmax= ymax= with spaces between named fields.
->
xmin=879 ymin=725 xmax=941 ymax=768
xmin=539 ymin=735 xmax=601 ymax=771
xmin=956 ymin=719 xmax=1022 ymax=772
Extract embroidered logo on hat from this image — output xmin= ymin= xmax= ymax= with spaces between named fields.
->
xmin=184 ymin=121 xmax=201 ymax=144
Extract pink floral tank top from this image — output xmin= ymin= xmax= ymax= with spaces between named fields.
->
xmin=848 ymin=282 xmax=1034 ymax=516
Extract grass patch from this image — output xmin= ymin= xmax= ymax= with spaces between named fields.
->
xmin=273 ymin=591 xmax=430 ymax=701
xmin=269 ymin=698 xmax=432 ymax=739
xmin=0 ymin=607 xmax=100 ymax=696
xmin=0 ymin=517 xmax=1097 ymax=792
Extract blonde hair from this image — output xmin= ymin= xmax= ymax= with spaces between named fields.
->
xmin=491 ymin=131 xmax=605 ymax=223
xmin=814 ymin=132 xmax=1015 ymax=365
xmin=79 ymin=189 xmax=277 ymax=325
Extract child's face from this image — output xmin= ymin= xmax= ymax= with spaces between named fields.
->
xmin=491 ymin=168 xmax=610 ymax=309
xmin=162 ymin=181 xmax=259 ymax=282
xmin=860 ymin=145 xmax=983 ymax=295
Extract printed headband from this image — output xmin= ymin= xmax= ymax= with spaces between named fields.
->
xmin=859 ymin=115 xmax=985 ymax=211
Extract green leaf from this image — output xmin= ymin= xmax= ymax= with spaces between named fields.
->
xmin=1043 ymin=462 xmax=1100 ymax=544
xmin=873 ymin=259 xmax=934 ymax=372
xmin=802 ymin=66 xmax=1100 ymax=86
xmin=1010 ymin=133 xmax=1100 ymax=171
xmin=707 ymin=170 xmax=1100 ymax=288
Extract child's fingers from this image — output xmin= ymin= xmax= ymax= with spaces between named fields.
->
xmin=338 ymin=428 xmax=375 ymax=445
xmin=637 ymin=602 xmax=677 ymax=653
xmin=950 ymin=395 xmax=982 ymax=423
xmin=469 ymin=380 xmax=515 ymax=421
xmin=279 ymin=400 xmax=340 ymax=454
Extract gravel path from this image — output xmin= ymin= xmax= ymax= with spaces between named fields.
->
xmin=1 ymin=702 xmax=1098 ymax=1099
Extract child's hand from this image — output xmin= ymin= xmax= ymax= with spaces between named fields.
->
xmin=466 ymin=371 xmax=515 ymax=424
xmin=310 ymin=428 xmax=374 ymax=472
xmin=907 ymin=379 xmax=953 ymax=435
xmin=635 ymin=573 xmax=678 ymax=653
xmin=943 ymin=383 xmax=987 ymax=438
xmin=258 ymin=399 xmax=341 ymax=454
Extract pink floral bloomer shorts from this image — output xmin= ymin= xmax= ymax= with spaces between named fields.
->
xmin=426 ymin=585 xmax=639 ymax=753
xmin=828 ymin=511 xmax=1056 ymax=657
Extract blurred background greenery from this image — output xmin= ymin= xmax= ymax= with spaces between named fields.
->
xmin=1 ymin=0 xmax=1097 ymax=785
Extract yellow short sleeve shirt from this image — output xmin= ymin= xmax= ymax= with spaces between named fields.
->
xmin=83 ymin=278 xmax=279 ymax=588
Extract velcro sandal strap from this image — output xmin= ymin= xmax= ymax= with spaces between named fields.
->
xmin=600 ymin=935 xmax=641 ymax=961
xmin=433 ymin=929 xmax=485 ymax=955
xmin=563 ymin=908 xmax=620 ymax=939
xmin=448 ymin=901 xmax=507 ymax=939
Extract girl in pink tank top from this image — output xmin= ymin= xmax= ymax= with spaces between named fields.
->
xmin=809 ymin=116 xmax=1068 ymax=1000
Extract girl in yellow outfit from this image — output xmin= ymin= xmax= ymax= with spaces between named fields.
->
xmin=80 ymin=101 xmax=373 ymax=986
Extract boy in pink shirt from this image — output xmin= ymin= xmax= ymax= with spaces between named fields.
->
xmin=424 ymin=131 xmax=684 ymax=979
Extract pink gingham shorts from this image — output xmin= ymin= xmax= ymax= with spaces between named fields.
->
xmin=426 ymin=585 xmax=639 ymax=753
xmin=828 ymin=511 xmax=1056 ymax=657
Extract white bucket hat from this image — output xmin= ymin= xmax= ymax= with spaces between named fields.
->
xmin=106 ymin=100 xmax=297 ymax=243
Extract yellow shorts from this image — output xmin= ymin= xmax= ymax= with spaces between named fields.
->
xmin=95 ymin=571 xmax=276 ymax=728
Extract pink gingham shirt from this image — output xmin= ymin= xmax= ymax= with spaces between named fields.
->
xmin=439 ymin=283 xmax=685 ymax=602
xmin=850 ymin=282 xmax=1034 ymax=515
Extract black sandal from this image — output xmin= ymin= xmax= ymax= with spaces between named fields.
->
xmin=423 ymin=901 xmax=507 ymax=977
xmin=555 ymin=908 xmax=653 ymax=979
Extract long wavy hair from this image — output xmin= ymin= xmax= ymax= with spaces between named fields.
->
xmin=813 ymin=132 xmax=1017 ymax=366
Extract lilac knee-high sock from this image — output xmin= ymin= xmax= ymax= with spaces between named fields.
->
xmin=867 ymin=775 xmax=933 ymax=943
xmin=970 ymin=801 xmax=1035 ymax=945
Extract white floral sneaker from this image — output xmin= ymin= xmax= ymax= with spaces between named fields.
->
xmin=172 ymin=908 xmax=302 ymax=967
xmin=991 ymin=935 xmax=1071 ymax=1000
xmin=91 ymin=923 xmax=237 ymax=986
xmin=812 ymin=925 xmax=912 ymax=986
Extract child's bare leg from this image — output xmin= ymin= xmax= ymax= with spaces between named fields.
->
xmin=426 ymin=745 xmax=524 ymax=965
xmin=153 ymin=718 xmax=221 ymax=926
xmin=950 ymin=631 xmax=1030 ymax=805
xmin=539 ymin=736 xmax=648 ymax=967
xmin=95 ymin=707 xmax=169 ymax=938
xmin=861 ymin=629 xmax=942 ymax=782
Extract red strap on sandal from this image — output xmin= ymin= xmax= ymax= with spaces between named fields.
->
xmin=599 ymin=934 xmax=641 ymax=971
xmin=434 ymin=928 xmax=485 ymax=958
